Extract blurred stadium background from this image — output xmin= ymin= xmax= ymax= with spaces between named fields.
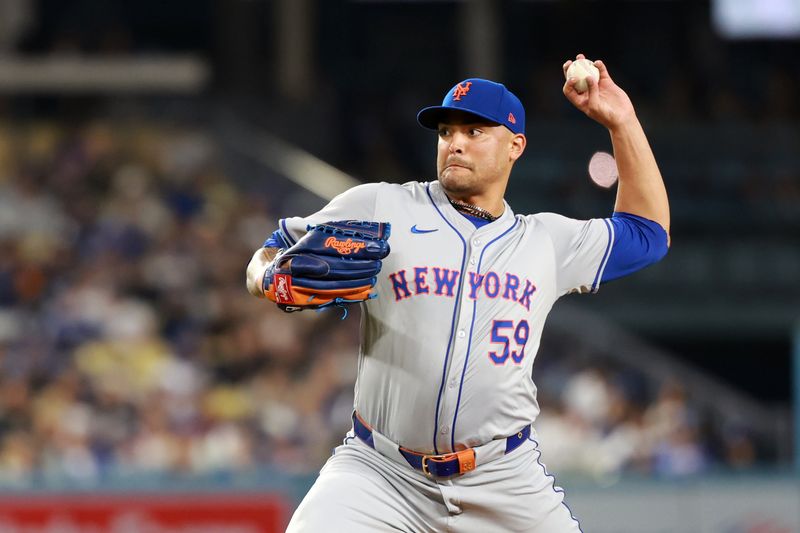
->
xmin=0 ymin=0 xmax=798 ymax=531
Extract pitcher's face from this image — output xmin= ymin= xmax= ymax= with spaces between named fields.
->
xmin=436 ymin=113 xmax=523 ymax=197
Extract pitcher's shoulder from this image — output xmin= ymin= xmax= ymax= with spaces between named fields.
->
xmin=376 ymin=180 xmax=434 ymax=200
xmin=518 ymin=211 xmax=569 ymax=229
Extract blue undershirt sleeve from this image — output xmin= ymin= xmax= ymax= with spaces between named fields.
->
xmin=263 ymin=229 xmax=291 ymax=249
xmin=600 ymin=212 xmax=669 ymax=284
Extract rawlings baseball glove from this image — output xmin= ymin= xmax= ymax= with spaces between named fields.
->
xmin=262 ymin=220 xmax=391 ymax=312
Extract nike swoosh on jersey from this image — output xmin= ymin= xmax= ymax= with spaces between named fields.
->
xmin=410 ymin=225 xmax=438 ymax=234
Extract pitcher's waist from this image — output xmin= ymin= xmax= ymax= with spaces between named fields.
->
xmin=352 ymin=411 xmax=530 ymax=478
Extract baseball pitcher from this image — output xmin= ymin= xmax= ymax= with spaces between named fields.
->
xmin=246 ymin=54 xmax=670 ymax=532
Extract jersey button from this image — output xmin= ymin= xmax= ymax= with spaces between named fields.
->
xmin=473 ymin=239 xmax=481 ymax=246
xmin=457 ymin=330 xmax=466 ymax=338
xmin=449 ymin=378 xmax=457 ymax=389
xmin=440 ymin=426 xmax=449 ymax=434
xmin=469 ymin=257 xmax=476 ymax=265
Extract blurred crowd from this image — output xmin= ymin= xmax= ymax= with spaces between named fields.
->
xmin=0 ymin=120 xmax=758 ymax=487
xmin=533 ymin=340 xmax=758 ymax=482
xmin=0 ymin=119 xmax=356 ymax=485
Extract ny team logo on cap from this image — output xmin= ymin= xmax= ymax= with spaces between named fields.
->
xmin=452 ymin=81 xmax=472 ymax=101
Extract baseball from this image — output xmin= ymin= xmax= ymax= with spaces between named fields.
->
xmin=566 ymin=58 xmax=599 ymax=93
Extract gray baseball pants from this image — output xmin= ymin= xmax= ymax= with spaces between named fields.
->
xmin=286 ymin=433 xmax=582 ymax=532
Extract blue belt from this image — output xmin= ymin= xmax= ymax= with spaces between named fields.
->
xmin=352 ymin=412 xmax=531 ymax=478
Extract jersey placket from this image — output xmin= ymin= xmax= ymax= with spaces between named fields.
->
xmin=427 ymin=181 xmax=517 ymax=454
xmin=449 ymin=234 xmax=484 ymax=450
xmin=445 ymin=220 xmax=520 ymax=452
xmin=433 ymin=235 xmax=479 ymax=454
xmin=426 ymin=182 xmax=478 ymax=454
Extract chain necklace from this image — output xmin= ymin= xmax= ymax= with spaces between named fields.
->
xmin=449 ymin=198 xmax=499 ymax=222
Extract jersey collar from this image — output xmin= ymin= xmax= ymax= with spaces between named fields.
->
xmin=428 ymin=181 xmax=515 ymax=235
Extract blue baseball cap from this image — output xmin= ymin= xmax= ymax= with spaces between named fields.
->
xmin=417 ymin=78 xmax=525 ymax=135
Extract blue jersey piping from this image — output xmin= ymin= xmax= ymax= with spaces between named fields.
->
xmin=450 ymin=218 xmax=519 ymax=451
xmin=280 ymin=218 xmax=296 ymax=246
xmin=425 ymin=183 xmax=468 ymax=455
xmin=591 ymin=218 xmax=615 ymax=292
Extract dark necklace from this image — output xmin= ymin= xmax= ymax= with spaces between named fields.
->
xmin=449 ymin=198 xmax=499 ymax=222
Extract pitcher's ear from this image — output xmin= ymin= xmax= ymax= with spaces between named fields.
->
xmin=510 ymin=134 xmax=526 ymax=161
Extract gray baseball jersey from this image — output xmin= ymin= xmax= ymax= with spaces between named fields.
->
xmin=278 ymin=180 xmax=611 ymax=455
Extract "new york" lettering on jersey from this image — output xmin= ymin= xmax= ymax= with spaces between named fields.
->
xmin=388 ymin=267 xmax=537 ymax=311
